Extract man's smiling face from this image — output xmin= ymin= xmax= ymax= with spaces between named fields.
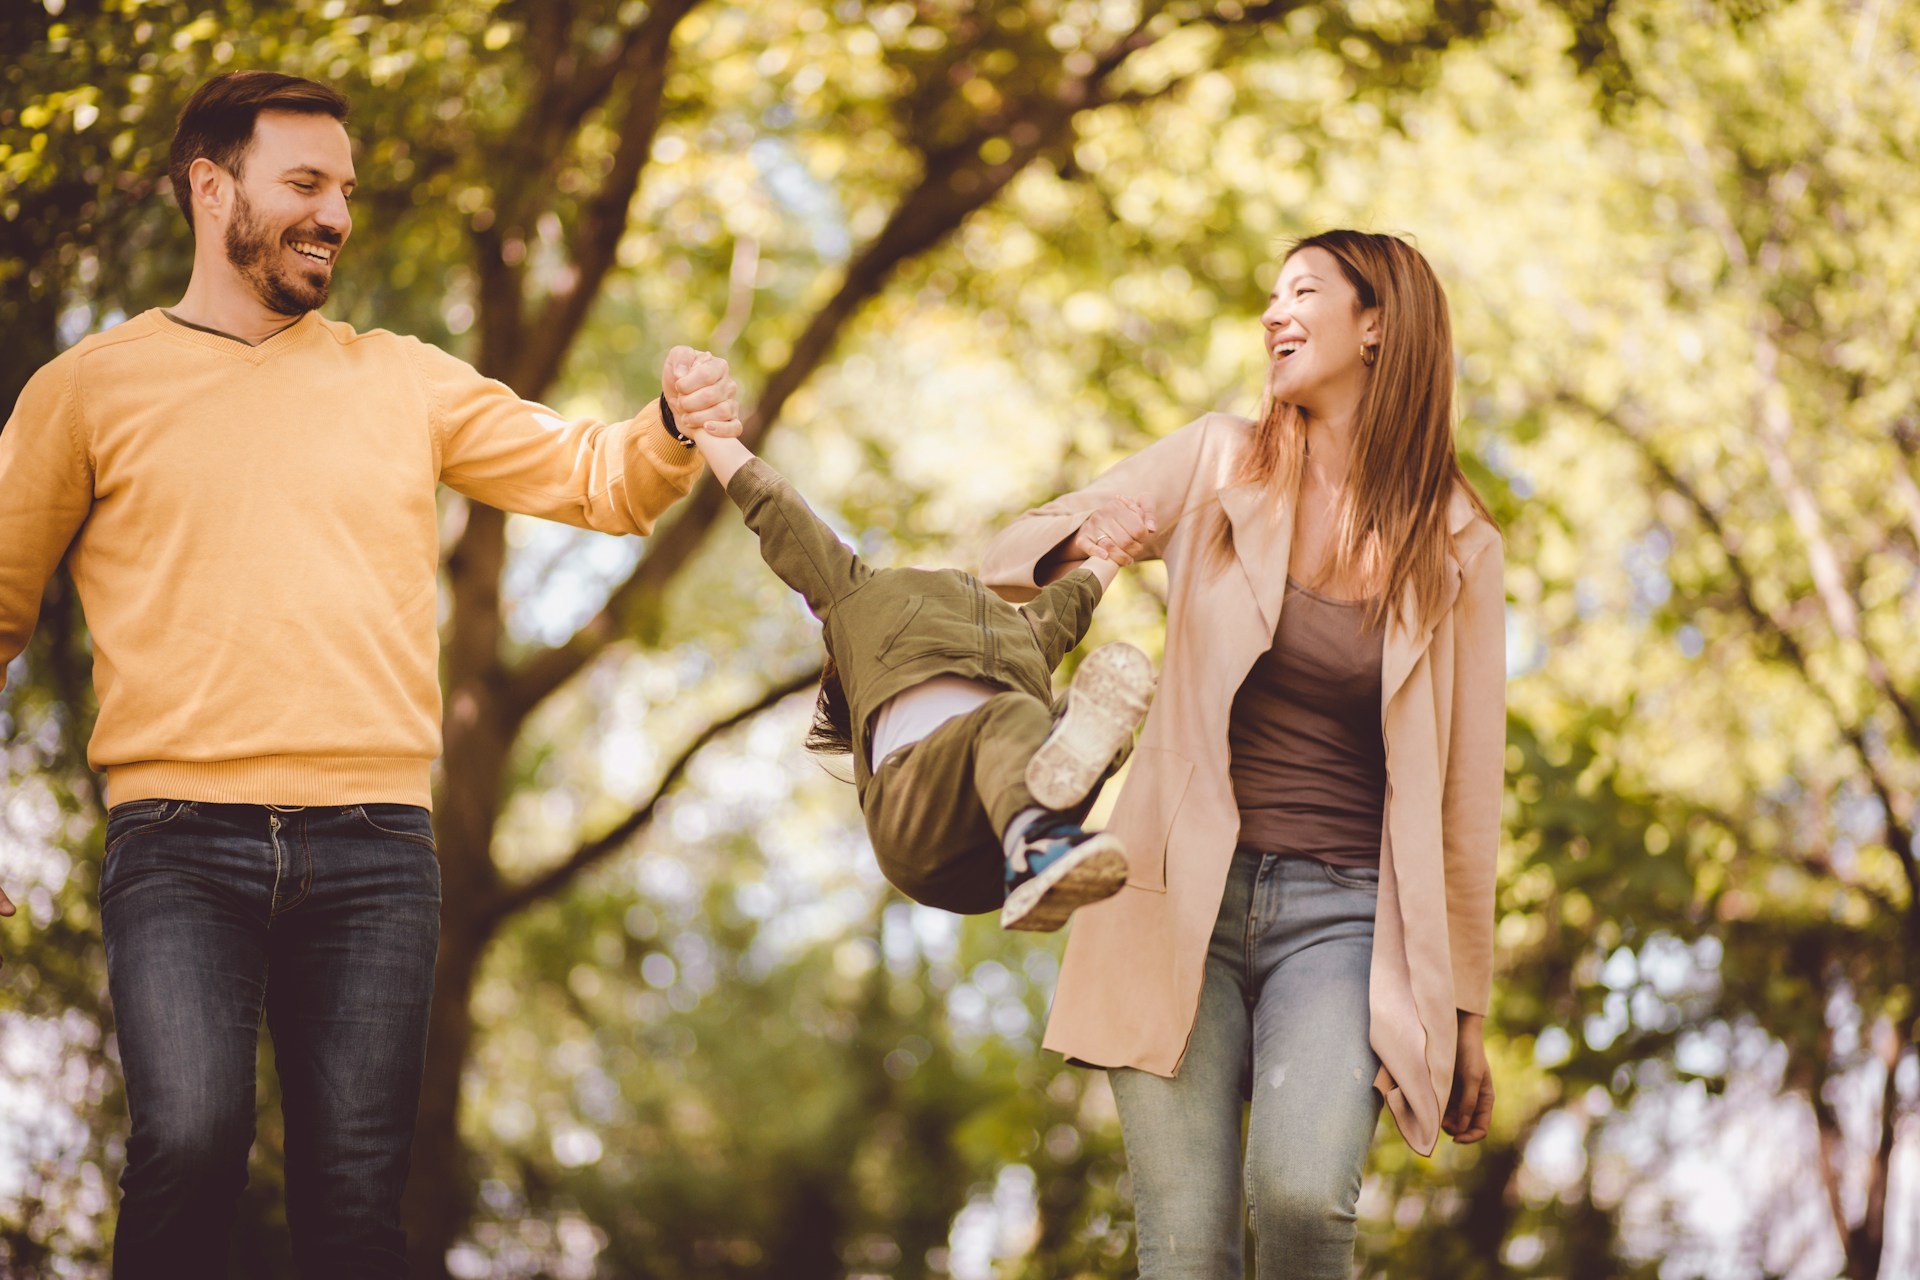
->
xmin=214 ymin=110 xmax=355 ymax=316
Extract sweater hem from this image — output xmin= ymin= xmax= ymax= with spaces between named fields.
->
xmin=105 ymin=756 xmax=434 ymax=809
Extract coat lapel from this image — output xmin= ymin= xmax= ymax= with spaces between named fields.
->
xmin=1379 ymin=488 xmax=1477 ymax=714
xmin=1220 ymin=477 xmax=1479 ymax=710
xmin=1219 ymin=478 xmax=1295 ymax=634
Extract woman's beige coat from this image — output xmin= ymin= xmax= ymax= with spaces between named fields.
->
xmin=981 ymin=412 xmax=1505 ymax=1157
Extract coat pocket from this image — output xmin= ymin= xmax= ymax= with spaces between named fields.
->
xmin=1108 ymin=746 xmax=1193 ymax=893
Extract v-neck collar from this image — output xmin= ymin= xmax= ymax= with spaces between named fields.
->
xmin=1221 ymin=475 xmax=1474 ymax=715
xmin=151 ymin=308 xmax=321 ymax=363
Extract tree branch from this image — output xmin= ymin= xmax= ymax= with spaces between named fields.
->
xmin=1889 ymin=416 xmax=1920 ymax=559
xmin=1670 ymin=131 xmax=1920 ymax=755
xmin=549 ymin=10 xmax=681 ymax=143
xmin=487 ymin=0 xmax=587 ymax=246
xmin=452 ymin=1 xmax=702 ymax=581
xmin=1857 ymin=1019 xmax=1906 ymax=1276
xmin=514 ymin=0 xmax=702 ymax=396
xmin=481 ymin=663 xmax=822 ymax=926
xmin=1802 ymin=1025 xmax=1866 ymax=1279
xmin=1560 ymin=390 xmax=1816 ymax=672
xmin=35 ymin=567 xmax=104 ymax=819
xmin=502 ymin=1 xmax=1304 ymax=713
xmin=1562 ymin=389 xmax=1920 ymax=912
xmin=709 ymin=234 xmax=761 ymax=356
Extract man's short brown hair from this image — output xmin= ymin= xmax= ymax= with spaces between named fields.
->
xmin=168 ymin=72 xmax=350 ymax=235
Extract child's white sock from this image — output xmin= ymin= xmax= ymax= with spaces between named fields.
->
xmin=1001 ymin=807 xmax=1047 ymax=862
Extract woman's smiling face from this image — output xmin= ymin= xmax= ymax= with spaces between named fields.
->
xmin=1260 ymin=246 xmax=1380 ymax=415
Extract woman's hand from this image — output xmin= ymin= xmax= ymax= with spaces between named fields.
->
xmin=1443 ymin=1011 xmax=1494 ymax=1143
xmin=1068 ymin=495 xmax=1157 ymax=566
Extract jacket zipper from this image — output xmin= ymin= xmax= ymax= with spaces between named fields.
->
xmin=977 ymin=582 xmax=994 ymax=675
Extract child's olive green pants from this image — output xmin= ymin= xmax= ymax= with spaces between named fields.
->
xmin=861 ymin=690 xmax=1053 ymax=915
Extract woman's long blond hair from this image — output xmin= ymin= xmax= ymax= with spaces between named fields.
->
xmin=1208 ymin=230 xmax=1493 ymax=634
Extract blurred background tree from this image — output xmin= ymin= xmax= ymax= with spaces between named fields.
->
xmin=2 ymin=1 xmax=1916 ymax=1277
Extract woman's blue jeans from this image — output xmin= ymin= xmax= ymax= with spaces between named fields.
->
xmin=1110 ymin=849 xmax=1383 ymax=1279
xmin=98 ymin=800 xmax=441 ymax=1280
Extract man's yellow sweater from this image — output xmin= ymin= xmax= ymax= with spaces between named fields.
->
xmin=0 ymin=309 xmax=704 ymax=807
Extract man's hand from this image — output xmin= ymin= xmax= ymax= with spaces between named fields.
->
xmin=662 ymin=346 xmax=743 ymax=439
xmin=1442 ymin=1011 xmax=1495 ymax=1143
xmin=1068 ymin=496 xmax=1156 ymax=566
xmin=0 ymin=885 xmax=15 ymax=971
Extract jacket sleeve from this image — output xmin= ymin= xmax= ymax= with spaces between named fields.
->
xmin=981 ymin=413 xmax=1222 ymax=602
xmin=1441 ymin=530 xmax=1507 ymax=1017
xmin=723 ymin=457 xmax=870 ymax=618
xmin=1019 ymin=568 xmax=1104 ymax=671
xmin=410 ymin=338 xmax=702 ymax=534
xmin=0 ymin=359 xmax=93 ymax=694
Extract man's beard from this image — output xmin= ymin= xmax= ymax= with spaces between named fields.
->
xmin=224 ymin=187 xmax=334 ymax=316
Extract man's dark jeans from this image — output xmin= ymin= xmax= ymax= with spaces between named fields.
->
xmin=99 ymin=800 xmax=441 ymax=1280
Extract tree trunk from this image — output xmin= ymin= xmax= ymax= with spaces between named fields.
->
xmin=405 ymin=500 xmax=517 ymax=1279
xmin=403 ymin=917 xmax=490 ymax=1280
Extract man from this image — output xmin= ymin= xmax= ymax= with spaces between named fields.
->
xmin=0 ymin=71 xmax=741 ymax=1277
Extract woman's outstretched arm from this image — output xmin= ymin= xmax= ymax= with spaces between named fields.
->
xmin=981 ymin=412 xmax=1223 ymax=600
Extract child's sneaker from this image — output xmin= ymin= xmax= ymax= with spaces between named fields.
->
xmin=1024 ymin=641 xmax=1155 ymax=812
xmin=1001 ymin=816 xmax=1129 ymax=932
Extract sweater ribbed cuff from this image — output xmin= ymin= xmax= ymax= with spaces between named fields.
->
xmin=658 ymin=395 xmax=693 ymax=448
xmin=634 ymin=401 xmax=705 ymax=485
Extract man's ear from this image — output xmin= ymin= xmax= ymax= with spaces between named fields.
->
xmin=187 ymin=157 xmax=230 ymax=231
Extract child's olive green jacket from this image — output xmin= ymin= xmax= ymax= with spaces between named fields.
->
xmin=725 ymin=458 xmax=1102 ymax=790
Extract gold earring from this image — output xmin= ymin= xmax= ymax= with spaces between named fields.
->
xmin=1361 ymin=343 xmax=1377 ymax=368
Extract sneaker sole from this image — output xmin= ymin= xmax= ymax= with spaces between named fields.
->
xmin=1024 ymin=642 xmax=1156 ymax=812
xmin=1000 ymin=832 xmax=1130 ymax=932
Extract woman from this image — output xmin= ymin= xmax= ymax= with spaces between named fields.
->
xmin=982 ymin=230 xmax=1504 ymax=1278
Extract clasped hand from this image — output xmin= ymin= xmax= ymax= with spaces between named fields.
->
xmin=662 ymin=347 xmax=742 ymax=438
xmin=1068 ymin=496 xmax=1156 ymax=566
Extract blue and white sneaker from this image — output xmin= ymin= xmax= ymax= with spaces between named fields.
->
xmin=1024 ymin=642 xmax=1155 ymax=812
xmin=1000 ymin=817 xmax=1130 ymax=932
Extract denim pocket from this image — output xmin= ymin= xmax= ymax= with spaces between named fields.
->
xmin=1319 ymin=860 xmax=1381 ymax=891
xmin=351 ymin=804 xmax=437 ymax=850
xmin=104 ymin=800 xmax=194 ymax=858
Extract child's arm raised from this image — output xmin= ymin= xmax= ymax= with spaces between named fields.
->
xmin=1083 ymin=556 xmax=1120 ymax=592
xmin=687 ymin=423 xmax=755 ymax=488
xmin=1020 ymin=559 xmax=1117 ymax=672
xmin=666 ymin=356 xmax=871 ymax=617
xmin=723 ymin=455 xmax=873 ymax=618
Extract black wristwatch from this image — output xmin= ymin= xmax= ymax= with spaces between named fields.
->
xmin=659 ymin=395 xmax=693 ymax=448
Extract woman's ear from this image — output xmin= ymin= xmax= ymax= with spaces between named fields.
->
xmin=1358 ymin=305 xmax=1382 ymax=348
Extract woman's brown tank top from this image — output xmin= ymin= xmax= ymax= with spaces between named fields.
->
xmin=1227 ymin=578 xmax=1386 ymax=869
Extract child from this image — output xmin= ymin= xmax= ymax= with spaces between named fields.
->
xmin=669 ymin=365 xmax=1152 ymax=931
